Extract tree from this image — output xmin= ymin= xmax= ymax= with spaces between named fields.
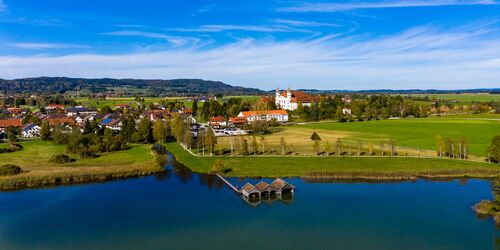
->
xmin=311 ymin=132 xmax=321 ymax=156
xmin=100 ymin=105 xmax=113 ymax=114
xmin=259 ymin=136 xmax=266 ymax=155
xmin=280 ymin=137 xmax=286 ymax=155
xmin=336 ymin=138 xmax=342 ymax=156
xmin=488 ymin=136 xmax=500 ymax=164
xmin=137 ymin=118 xmax=153 ymax=143
xmin=183 ymin=127 xmax=193 ymax=151
xmin=153 ymin=120 xmax=166 ymax=143
xmin=171 ymin=114 xmax=185 ymax=143
xmin=40 ymin=121 xmax=51 ymax=140
xmin=205 ymin=127 xmax=217 ymax=156
xmin=7 ymin=130 xmax=16 ymax=143
xmin=325 ymin=140 xmax=330 ymax=156
xmin=192 ymin=100 xmax=198 ymax=116
xmin=251 ymin=135 xmax=258 ymax=155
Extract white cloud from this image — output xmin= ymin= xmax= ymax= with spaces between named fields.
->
xmin=8 ymin=43 xmax=90 ymax=49
xmin=280 ymin=0 xmax=499 ymax=12
xmin=103 ymin=30 xmax=201 ymax=47
xmin=169 ymin=24 xmax=311 ymax=33
xmin=1 ymin=23 xmax=500 ymax=90
xmin=273 ymin=19 xmax=341 ymax=27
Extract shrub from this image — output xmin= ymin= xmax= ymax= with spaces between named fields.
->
xmin=49 ymin=154 xmax=75 ymax=164
xmin=211 ymin=159 xmax=227 ymax=174
xmin=0 ymin=164 xmax=23 ymax=176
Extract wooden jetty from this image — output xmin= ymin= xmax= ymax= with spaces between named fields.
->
xmin=215 ymin=174 xmax=241 ymax=194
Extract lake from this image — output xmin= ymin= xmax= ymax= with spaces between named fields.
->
xmin=0 ymin=154 xmax=498 ymax=250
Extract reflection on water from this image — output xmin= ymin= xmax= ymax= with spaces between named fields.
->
xmin=0 ymin=151 xmax=497 ymax=250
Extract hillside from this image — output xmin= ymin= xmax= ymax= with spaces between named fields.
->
xmin=0 ymin=77 xmax=264 ymax=96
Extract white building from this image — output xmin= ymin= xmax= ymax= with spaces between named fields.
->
xmin=21 ymin=123 xmax=41 ymax=138
xmin=237 ymin=110 xmax=289 ymax=123
xmin=275 ymin=88 xmax=318 ymax=111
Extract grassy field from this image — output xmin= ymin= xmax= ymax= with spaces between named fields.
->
xmin=73 ymin=97 xmax=171 ymax=109
xmin=296 ymin=116 xmax=499 ymax=157
xmin=0 ymin=140 xmax=163 ymax=190
xmin=413 ymin=93 xmax=500 ymax=103
xmin=165 ymin=142 xmax=500 ymax=179
xmin=212 ymin=116 xmax=498 ymax=158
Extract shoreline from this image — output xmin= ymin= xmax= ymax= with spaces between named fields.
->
xmin=165 ymin=142 xmax=500 ymax=180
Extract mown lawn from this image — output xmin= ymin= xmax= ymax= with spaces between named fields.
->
xmin=165 ymin=142 xmax=500 ymax=178
xmin=297 ymin=117 xmax=499 ymax=157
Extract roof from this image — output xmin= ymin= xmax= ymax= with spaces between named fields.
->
xmin=66 ymin=107 xmax=97 ymax=113
xmin=279 ymin=90 xmax=318 ymax=103
xmin=46 ymin=104 xmax=65 ymax=109
xmin=230 ymin=117 xmax=247 ymax=123
xmin=46 ymin=117 xmax=76 ymax=126
xmin=0 ymin=118 xmax=23 ymax=128
xmin=242 ymin=183 xmax=258 ymax=194
xmin=209 ymin=116 xmax=225 ymax=122
xmin=270 ymin=178 xmax=295 ymax=190
xmin=239 ymin=110 xmax=288 ymax=117
xmin=22 ymin=123 xmax=39 ymax=130
xmin=255 ymin=181 xmax=271 ymax=192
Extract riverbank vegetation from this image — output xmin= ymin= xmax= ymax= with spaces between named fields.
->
xmin=0 ymin=140 xmax=163 ymax=190
xmin=165 ymin=142 xmax=500 ymax=179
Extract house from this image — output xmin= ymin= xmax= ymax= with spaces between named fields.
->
xmin=275 ymin=88 xmax=319 ymax=111
xmin=0 ymin=118 xmax=23 ymax=133
xmin=342 ymin=108 xmax=352 ymax=115
xmin=270 ymin=178 xmax=295 ymax=195
xmin=229 ymin=117 xmax=247 ymax=126
xmin=100 ymin=118 xmax=122 ymax=131
xmin=21 ymin=123 xmax=41 ymax=138
xmin=179 ymin=108 xmax=193 ymax=115
xmin=208 ymin=116 xmax=227 ymax=127
xmin=144 ymin=110 xmax=171 ymax=121
xmin=241 ymin=183 xmax=261 ymax=198
xmin=255 ymin=181 xmax=274 ymax=196
xmin=342 ymin=96 xmax=352 ymax=104
xmin=45 ymin=104 xmax=65 ymax=113
xmin=114 ymin=104 xmax=132 ymax=111
xmin=237 ymin=110 xmax=289 ymax=123
xmin=66 ymin=107 xmax=98 ymax=116
xmin=43 ymin=115 xmax=76 ymax=127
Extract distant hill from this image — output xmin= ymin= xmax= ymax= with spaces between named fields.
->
xmin=0 ymin=77 xmax=265 ymax=96
xmin=295 ymin=88 xmax=500 ymax=95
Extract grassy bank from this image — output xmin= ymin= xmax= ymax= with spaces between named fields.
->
xmin=0 ymin=140 xmax=163 ymax=190
xmin=165 ymin=142 xmax=500 ymax=179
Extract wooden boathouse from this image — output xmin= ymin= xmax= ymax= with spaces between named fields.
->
xmin=215 ymin=174 xmax=295 ymax=201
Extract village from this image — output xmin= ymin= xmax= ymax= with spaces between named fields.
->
xmin=0 ymin=88 xmax=353 ymax=141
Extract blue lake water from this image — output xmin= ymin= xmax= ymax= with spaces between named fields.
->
xmin=0 ymin=156 xmax=498 ymax=250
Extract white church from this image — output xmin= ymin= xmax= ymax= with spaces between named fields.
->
xmin=275 ymin=88 xmax=318 ymax=111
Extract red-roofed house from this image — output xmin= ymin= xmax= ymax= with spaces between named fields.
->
xmin=0 ymin=118 xmax=23 ymax=133
xmin=208 ymin=116 xmax=226 ymax=127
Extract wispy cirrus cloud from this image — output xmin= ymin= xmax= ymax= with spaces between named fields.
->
xmin=8 ymin=43 xmax=90 ymax=49
xmin=2 ymin=23 xmax=500 ymax=90
xmin=103 ymin=30 xmax=200 ymax=46
xmin=169 ymin=24 xmax=311 ymax=33
xmin=273 ymin=19 xmax=341 ymax=27
xmin=280 ymin=0 xmax=499 ymax=12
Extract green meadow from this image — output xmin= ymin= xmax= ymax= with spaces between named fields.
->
xmin=413 ymin=93 xmax=500 ymax=103
xmin=0 ymin=140 xmax=162 ymax=189
xmin=297 ymin=116 xmax=499 ymax=157
xmin=165 ymin=142 xmax=500 ymax=179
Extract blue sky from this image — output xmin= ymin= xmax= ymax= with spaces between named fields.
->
xmin=1 ymin=0 xmax=500 ymax=90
